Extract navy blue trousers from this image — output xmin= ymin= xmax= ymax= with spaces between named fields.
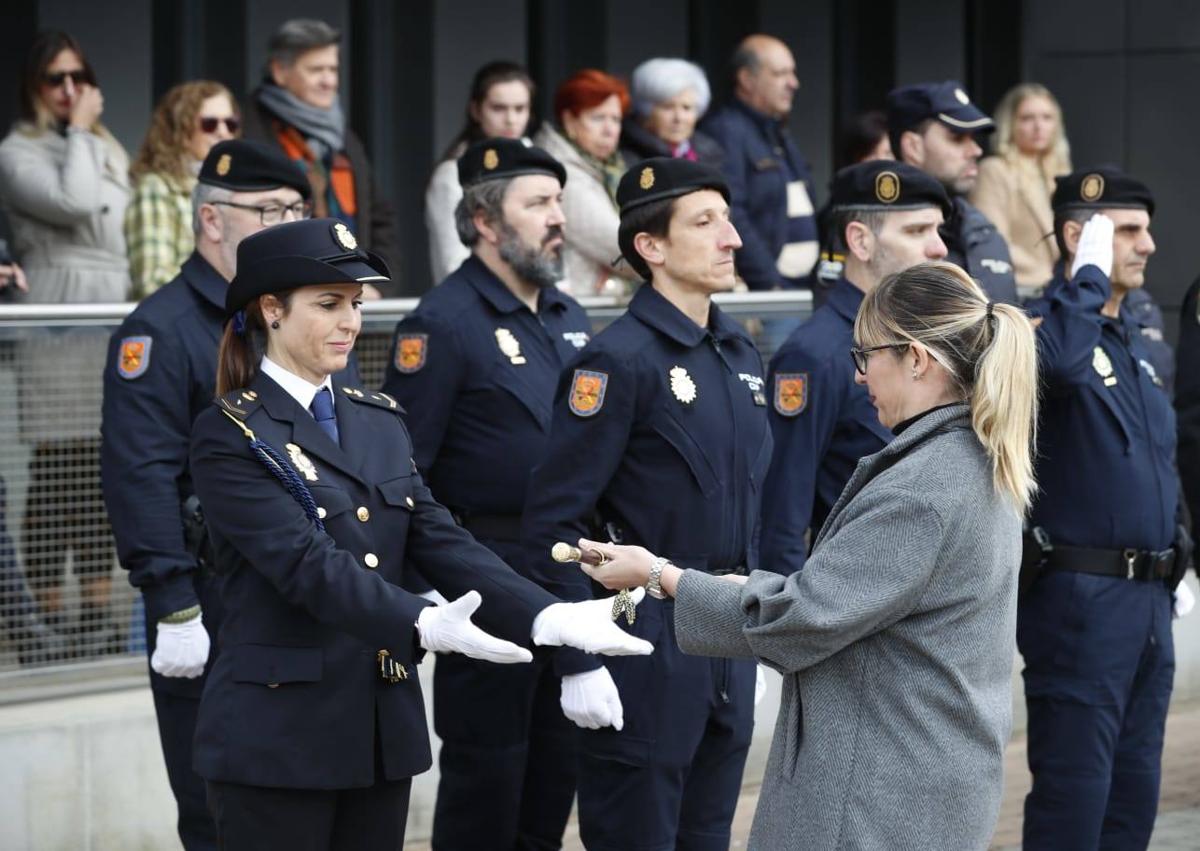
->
xmin=1018 ymin=572 xmax=1175 ymax=851
xmin=577 ymin=598 xmax=755 ymax=851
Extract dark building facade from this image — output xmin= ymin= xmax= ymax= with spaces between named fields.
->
xmin=1 ymin=0 xmax=1195 ymax=333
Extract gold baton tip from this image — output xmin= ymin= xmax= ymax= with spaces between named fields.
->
xmin=552 ymin=542 xmax=582 ymax=563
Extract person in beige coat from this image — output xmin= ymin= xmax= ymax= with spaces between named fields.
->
xmin=970 ymin=83 xmax=1072 ymax=293
xmin=0 ymin=31 xmax=131 ymax=652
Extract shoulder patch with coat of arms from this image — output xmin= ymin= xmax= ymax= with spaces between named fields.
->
xmin=117 ymin=336 xmax=152 ymax=379
xmin=568 ymin=369 xmax=608 ymax=417
xmin=394 ymin=334 xmax=428 ymax=373
xmin=774 ymin=373 xmax=808 ymax=416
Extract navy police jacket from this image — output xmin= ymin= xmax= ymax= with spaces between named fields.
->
xmin=1030 ymin=264 xmax=1177 ymax=551
xmin=944 ymin=197 xmax=1018 ymax=304
xmin=521 ymin=284 xmax=773 ymax=675
xmin=760 ymin=278 xmax=892 ymax=574
xmin=188 ymin=371 xmax=557 ymax=789
xmin=702 ymin=100 xmax=818 ymax=290
xmin=381 ymin=256 xmax=591 ymax=519
xmin=1175 ymin=275 xmax=1200 ymax=526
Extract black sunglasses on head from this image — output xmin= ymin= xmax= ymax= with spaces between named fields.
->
xmin=43 ymin=70 xmax=89 ymax=88
xmin=198 ymin=116 xmax=241 ymax=134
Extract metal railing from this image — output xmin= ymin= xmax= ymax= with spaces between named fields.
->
xmin=0 ymin=290 xmax=812 ymax=704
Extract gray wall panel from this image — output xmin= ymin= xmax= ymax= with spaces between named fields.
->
xmin=606 ymin=0 xmax=689 ymax=79
xmin=1025 ymin=0 xmax=1125 ymax=54
xmin=894 ymin=0 xmax=965 ymax=84
xmin=1027 ymin=53 xmax=1127 ymax=168
xmin=1129 ymin=0 xmax=1200 ymax=50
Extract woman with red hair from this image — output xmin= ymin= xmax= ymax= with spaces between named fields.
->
xmin=535 ymin=69 xmax=639 ymax=296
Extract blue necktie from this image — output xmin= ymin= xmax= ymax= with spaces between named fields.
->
xmin=310 ymin=387 xmax=340 ymax=445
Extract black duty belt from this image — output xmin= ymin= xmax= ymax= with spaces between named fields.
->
xmin=452 ymin=512 xmax=523 ymax=543
xmin=709 ymin=565 xmax=748 ymax=577
xmin=1045 ymin=544 xmax=1175 ymax=582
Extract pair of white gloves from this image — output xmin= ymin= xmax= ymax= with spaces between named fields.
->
xmin=151 ymin=588 xmax=654 ymax=679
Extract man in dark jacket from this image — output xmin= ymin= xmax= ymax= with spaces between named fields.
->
xmin=887 ymin=81 xmax=1018 ymax=304
xmin=241 ymin=18 xmax=401 ymax=296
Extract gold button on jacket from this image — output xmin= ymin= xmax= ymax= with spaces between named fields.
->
xmin=356 ymin=506 xmax=370 ymax=522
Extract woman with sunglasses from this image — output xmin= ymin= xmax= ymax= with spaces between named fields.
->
xmin=127 ymin=80 xmax=241 ymax=298
xmin=0 ymin=31 xmax=131 ymax=652
xmin=573 ymin=261 xmax=1038 ymax=850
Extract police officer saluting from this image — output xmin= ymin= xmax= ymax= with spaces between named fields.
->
xmin=762 ymin=161 xmax=950 ymax=574
xmin=1019 ymin=167 xmax=1191 ymax=849
xmin=521 ymin=158 xmax=772 ymax=850
xmin=887 ymin=81 xmax=1018 ymax=304
xmin=101 ymin=139 xmax=312 ymax=851
xmin=188 ymin=218 xmax=649 ymax=849
xmin=381 ymin=138 xmax=591 ymax=850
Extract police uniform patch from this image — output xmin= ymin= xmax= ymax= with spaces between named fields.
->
xmin=483 ymin=148 xmax=499 ymax=170
xmin=569 ymin=369 xmax=608 ymax=417
xmin=215 ymin=153 xmax=231 ymax=176
xmin=774 ymin=373 xmax=808 ymax=416
xmin=875 ymin=171 xmax=900 ymax=203
xmin=1093 ymin=346 xmax=1117 ymax=386
xmin=1080 ymin=173 xmax=1105 ymax=203
xmin=117 ymin=336 xmax=152 ymax=379
xmin=639 ymin=167 xmax=655 ymax=190
xmin=669 ymin=366 xmax=697 ymax=404
xmin=395 ymin=334 xmax=427 ymax=373
xmin=332 ymin=222 xmax=358 ymax=251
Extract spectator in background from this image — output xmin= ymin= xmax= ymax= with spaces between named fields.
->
xmin=970 ymin=83 xmax=1071 ymax=293
xmin=0 ymin=30 xmax=130 ymax=653
xmin=703 ymin=34 xmax=820 ymax=292
xmin=126 ymin=80 xmax=240 ymax=299
xmin=426 ymin=61 xmax=534 ymax=284
xmin=535 ymin=69 xmax=638 ymax=296
xmin=243 ymin=18 xmax=398 ymax=296
xmin=834 ymin=109 xmax=892 ymax=170
xmin=621 ymin=57 xmax=723 ymax=168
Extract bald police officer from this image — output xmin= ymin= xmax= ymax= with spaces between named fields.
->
xmin=522 ymin=158 xmax=773 ymax=851
xmin=100 ymin=140 xmax=311 ymax=851
xmin=761 ymin=161 xmax=950 ymax=574
xmin=381 ymin=138 xmax=591 ymax=850
xmin=1019 ymin=167 xmax=1188 ymax=849
xmin=887 ymin=81 xmax=1018 ymax=304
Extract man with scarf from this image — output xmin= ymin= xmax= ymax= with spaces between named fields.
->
xmin=243 ymin=18 xmax=400 ymax=296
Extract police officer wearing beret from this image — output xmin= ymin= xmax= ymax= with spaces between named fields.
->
xmin=887 ymin=81 xmax=1018 ymax=304
xmin=1018 ymin=167 xmax=1190 ymax=849
xmin=188 ymin=218 xmax=650 ymax=849
xmin=761 ymin=161 xmax=950 ymax=575
xmin=100 ymin=139 xmax=312 ymax=851
xmin=381 ymin=138 xmax=591 ymax=850
xmin=521 ymin=157 xmax=773 ymax=851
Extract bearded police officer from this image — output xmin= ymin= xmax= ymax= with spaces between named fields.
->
xmin=381 ymin=138 xmax=591 ymax=851
xmin=100 ymin=140 xmax=311 ymax=851
xmin=1019 ymin=167 xmax=1190 ymax=849
xmin=887 ymin=81 xmax=1018 ymax=304
xmin=521 ymin=158 xmax=773 ymax=851
xmin=761 ymin=161 xmax=950 ymax=575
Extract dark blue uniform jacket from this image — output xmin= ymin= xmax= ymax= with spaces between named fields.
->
xmin=1030 ymin=264 xmax=1177 ymax=551
xmin=521 ymin=284 xmax=773 ymax=675
xmin=945 ymin=196 xmax=1018 ymax=304
xmin=760 ymin=278 xmax=892 ymax=574
xmin=188 ymin=372 xmax=557 ymax=789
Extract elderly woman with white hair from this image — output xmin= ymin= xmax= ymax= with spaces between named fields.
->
xmin=620 ymin=57 xmax=723 ymax=167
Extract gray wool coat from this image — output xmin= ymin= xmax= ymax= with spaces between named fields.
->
xmin=675 ymin=404 xmax=1021 ymax=851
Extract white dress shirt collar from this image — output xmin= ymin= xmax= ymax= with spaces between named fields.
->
xmin=259 ymin=355 xmax=334 ymax=414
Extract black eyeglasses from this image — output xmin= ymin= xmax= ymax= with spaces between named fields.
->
xmin=210 ymin=200 xmax=313 ymax=225
xmin=198 ymin=116 xmax=241 ymax=134
xmin=43 ymin=70 xmax=89 ymax=88
xmin=850 ymin=343 xmax=910 ymax=376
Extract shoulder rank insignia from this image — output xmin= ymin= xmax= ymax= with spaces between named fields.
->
xmin=341 ymin=386 xmax=405 ymax=414
xmin=569 ymin=369 xmax=608 ymax=417
xmin=286 ymin=443 xmax=319 ymax=481
xmin=774 ymin=373 xmax=808 ymax=416
xmin=215 ymin=388 xmax=262 ymax=420
xmin=669 ymin=366 xmax=697 ymax=404
xmin=395 ymin=334 xmax=427 ymax=373
xmin=117 ymin=336 xmax=152 ymax=380
xmin=495 ymin=328 xmax=526 ymax=365
xmin=1092 ymin=346 xmax=1117 ymax=386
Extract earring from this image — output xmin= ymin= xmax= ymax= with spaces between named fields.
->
xmin=271 ymin=320 xmax=280 ymax=330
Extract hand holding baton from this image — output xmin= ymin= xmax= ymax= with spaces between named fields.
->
xmin=552 ymin=542 xmax=635 ymax=625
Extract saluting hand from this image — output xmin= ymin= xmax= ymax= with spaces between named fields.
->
xmin=1070 ymin=214 xmax=1114 ymax=279
xmin=417 ymin=590 xmax=534 ymax=664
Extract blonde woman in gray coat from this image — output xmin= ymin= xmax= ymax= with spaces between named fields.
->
xmin=0 ymin=31 xmax=130 ymax=648
xmin=579 ymin=261 xmax=1038 ymax=850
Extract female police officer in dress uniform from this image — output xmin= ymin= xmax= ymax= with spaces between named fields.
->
xmin=187 ymin=218 xmax=651 ymax=850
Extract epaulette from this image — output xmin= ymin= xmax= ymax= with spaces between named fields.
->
xmin=339 ymin=386 xmax=406 ymax=414
xmin=215 ymin=388 xmax=264 ymax=421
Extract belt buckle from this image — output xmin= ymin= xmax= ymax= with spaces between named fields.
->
xmin=1122 ymin=548 xmax=1138 ymax=580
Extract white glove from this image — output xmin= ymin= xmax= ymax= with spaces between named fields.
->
xmin=531 ymin=590 xmax=654 ymax=656
xmin=417 ymin=590 xmax=533 ymax=663
xmin=755 ymin=664 xmax=767 ymax=707
xmin=418 ymin=588 xmax=449 ymax=606
xmin=561 ymin=667 xmax=624 ymax=730
xmin=1070 ymin=214 xmax=1114 ymax=278
xmin=151 ymin=614 xmax=210 ymax=678
xmin=1174 ymin=581 xmax=1195 ymax=618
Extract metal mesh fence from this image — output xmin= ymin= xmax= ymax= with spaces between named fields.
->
xmin=0 ymin=292 xmax=811 ymax=700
